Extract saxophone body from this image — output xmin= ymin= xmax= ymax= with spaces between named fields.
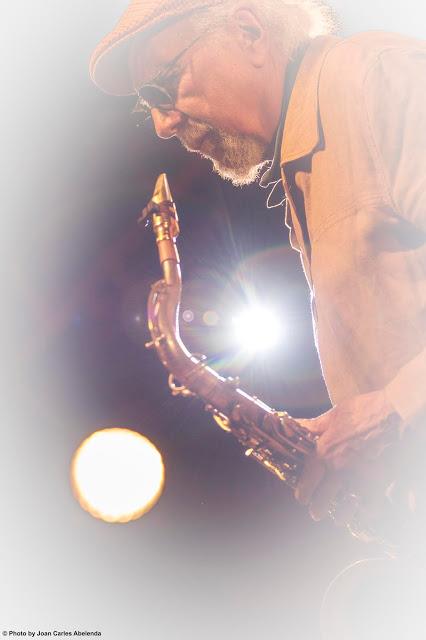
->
xmin=141 ymin=174 xmax=395 ymax=549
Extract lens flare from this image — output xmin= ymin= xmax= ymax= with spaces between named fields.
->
xmin=232 ymin=306 xmax=282 ymax=353
xmin=71 ymin=428 xmax=165 ymax=523
xmin=203 ymin=310 xmax=219 ymax=326
xmin=182 ymin=309 xmax=194 ymax=323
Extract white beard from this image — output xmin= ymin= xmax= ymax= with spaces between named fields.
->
xmin=177 ymin=117 xmax=269 ymax=186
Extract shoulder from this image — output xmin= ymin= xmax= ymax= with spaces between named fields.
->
xmin=319 ymin=32 xmax=426 ymax=94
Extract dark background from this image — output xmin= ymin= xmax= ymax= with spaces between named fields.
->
xmin=2 ymin=2 xmax=424 ymax=638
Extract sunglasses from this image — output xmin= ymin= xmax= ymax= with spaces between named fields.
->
xmin=132 ymin=34 xmax=204 ymax=122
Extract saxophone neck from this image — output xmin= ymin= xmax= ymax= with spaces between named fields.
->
xmin=141 ymin=173 xmax=181 ymax=287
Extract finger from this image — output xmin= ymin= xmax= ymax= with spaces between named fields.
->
xmin=294 ymin=456 xmax=325 ymax=506
xmin=309 ymin=474 xmax=360 ymax=525
xmin=332 ymin=492 xmax=360 ymax=527
xmin=308 ymin=474 xmax=343 ymax=522
xmin=316 ymin=435 xmax=360 ymax=471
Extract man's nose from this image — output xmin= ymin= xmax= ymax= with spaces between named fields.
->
xmin=151 ymin=108 xmax=184 ymax=139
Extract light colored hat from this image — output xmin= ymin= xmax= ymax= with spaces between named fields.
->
xmin=90 ymin=0 xmax=225 ymax=96
xmin=90 ymin=0 xmax=336 ymax=96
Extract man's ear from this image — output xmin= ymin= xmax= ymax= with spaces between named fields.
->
xmin=231 ymin=7 xmax=268 ymax=67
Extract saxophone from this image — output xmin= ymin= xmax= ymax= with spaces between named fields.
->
xmin=141 ymin=173 xmax=394 ymax=548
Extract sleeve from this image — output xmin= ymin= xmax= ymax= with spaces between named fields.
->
xmin=363 ymin=44 xmax=426 ymax=428
xmin=364 ymin=44 xmax=426 ymax=233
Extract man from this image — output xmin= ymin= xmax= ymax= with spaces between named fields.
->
xmin=90 ymin=0 xmax=426 ymax=616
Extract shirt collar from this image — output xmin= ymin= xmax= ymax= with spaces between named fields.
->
xmin=281 ymin=35 xmax=340 ymax=164
xmin=259 ymin=35 xmax=340 ymax=188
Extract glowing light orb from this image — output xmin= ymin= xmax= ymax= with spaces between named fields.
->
xmin=203 ymin=310 xmax=219 ymax=326
xmin=182 ymin=309 xmax=194 ymax=323
xmin=71 ymin=428 xmax=165 ymax=523
xmin=232 ymin=306 xmax=282 ymax=353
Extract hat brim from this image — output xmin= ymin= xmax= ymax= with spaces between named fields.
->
xmin=90 ymin=5 xmax=218 ymax=96
xmin=90 ymin=14 xmax=182 ymax=96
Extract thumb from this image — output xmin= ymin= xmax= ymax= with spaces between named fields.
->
xmin=297 ymin=416 xmax=327 ymax=435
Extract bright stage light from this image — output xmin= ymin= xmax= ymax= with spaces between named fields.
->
xmin=232 ymin=306 xmax=282 ymax=353
xmin=71 ymin=428 xmax=165 ymax=523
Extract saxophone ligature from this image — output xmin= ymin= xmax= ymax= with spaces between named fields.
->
xmin=140 ymin=173 xmax=393 ymax=548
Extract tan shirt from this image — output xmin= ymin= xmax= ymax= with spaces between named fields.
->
xmin=280 ymin=33 xmax=426 ymax=430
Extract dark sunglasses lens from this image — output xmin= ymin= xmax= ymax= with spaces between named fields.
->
xmin=137 ymin=84 xmax=173 ymax=110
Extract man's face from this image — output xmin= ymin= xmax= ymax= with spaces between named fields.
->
xmin=176 ymin=116 xmax=268 ymax=186
xmin=130 ymin=10 xmax=281 ymax=185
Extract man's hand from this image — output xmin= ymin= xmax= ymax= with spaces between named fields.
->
xmin=294 ymin=389 xmax=402 ymax=522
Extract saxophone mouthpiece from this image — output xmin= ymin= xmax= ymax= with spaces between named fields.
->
xmin=138 ymin=173 xmax=175 ymax=228
xmin=152 ymin=173 xmax=173 ymax=205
